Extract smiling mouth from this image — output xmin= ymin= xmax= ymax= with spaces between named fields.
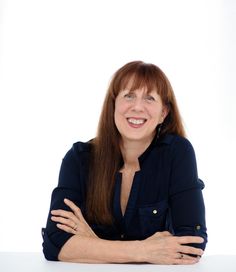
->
xmin=127 ymin=118 xmax=147 ymax=125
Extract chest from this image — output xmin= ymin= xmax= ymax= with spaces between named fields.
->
xmin=90 ymin=160 xmax=171 ymax=240
xmin=120 ymin=171 xmax=136 ymax=216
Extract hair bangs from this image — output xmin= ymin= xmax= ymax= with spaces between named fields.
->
xmin=111 ymin=62 xmax=168 ymax=100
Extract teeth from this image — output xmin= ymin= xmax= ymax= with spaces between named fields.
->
xmin=128 ymin=118 xmax=145 ymax=125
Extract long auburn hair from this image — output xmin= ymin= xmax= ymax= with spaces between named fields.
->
xmin=86 ymin=61 xmax=186 ymax=225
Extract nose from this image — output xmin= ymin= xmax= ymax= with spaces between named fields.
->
xmin=131 ymin=97 xmax=145 ymax=112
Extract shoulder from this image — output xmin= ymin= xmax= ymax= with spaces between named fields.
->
xmin=158 ymin=134 xmax=194 ymax=151
xmin=71 ymin=140 xmax=92 ymax=154
xmin=63 ymin=140 xmax=92 ymax=166
xmin=156 ymin=134 xmax=196 ymax=160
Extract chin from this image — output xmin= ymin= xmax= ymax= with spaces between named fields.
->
xmin=122 ymin=134 xmax=152 ymax=142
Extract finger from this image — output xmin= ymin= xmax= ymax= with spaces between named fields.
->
xmin=174 ymin=252 xmax=183 ymax=259
xmin=181 ymin=254 xmax=200 ymax=260
xmin=51 ymin=209 xmax=75 ymax=219
xmin=159 ymin=231 xmax=172 ymax=237
xmin=56 ymin=223 xmax=77 ymax=235
xmin=173 ymin=254 xmax=200 ymax=265
xmin=162 ymin=254 xmax=199 ymax=265
xmin=64 ymin=199 xmax=86 ymax=222
xmin=179 ymin=245 xmax=204 ymax=256
xmin=173 ymin=257 xmax=199 ymax=265
xmin=153 ymin=231 xmax=172 ymax=238
xmin=175 ymin=236 xmax=204 ymax=244
xmin=51 ymin=216 xmax=78 ymax=229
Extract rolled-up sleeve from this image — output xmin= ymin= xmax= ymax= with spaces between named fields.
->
xmin=169 ymin=138 xmax=207 ymax=250
xmin=42 ymin=146 xmax=84 ymax=260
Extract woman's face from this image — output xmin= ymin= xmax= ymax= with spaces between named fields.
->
xmin=114 ymin=87 xmax=168 ymax=144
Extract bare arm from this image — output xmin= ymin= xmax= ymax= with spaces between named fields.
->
xmin=51 ymin=199 xmax=204 ymax=264
xmin=58 ymin=232 xmax=203 ymax=264
xmin=58 ymin=236 xmax=141 ymax=263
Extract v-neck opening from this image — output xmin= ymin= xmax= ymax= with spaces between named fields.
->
xmin=119 ymin=171 xmax=141 ymax=220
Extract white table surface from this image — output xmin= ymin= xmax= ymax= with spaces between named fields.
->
xmin=0 ymin=252 xmax=236 ymax=272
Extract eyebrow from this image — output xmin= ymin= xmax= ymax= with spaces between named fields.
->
xmin=120 ymin=88 xmax=159 ymax=96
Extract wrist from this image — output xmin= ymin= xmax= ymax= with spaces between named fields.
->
xmin=132 ymin=240 xmax=146 ymax=263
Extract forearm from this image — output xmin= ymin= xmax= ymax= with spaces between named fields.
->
xmin=58 ymin=236 xmax=143 ymax=263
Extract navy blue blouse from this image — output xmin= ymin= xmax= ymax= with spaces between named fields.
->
xmin=42 ymin=134 xmax=207 ymax=261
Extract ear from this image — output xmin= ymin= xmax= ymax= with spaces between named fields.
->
xmin=160 ymin=106 xmax=169 ymax=123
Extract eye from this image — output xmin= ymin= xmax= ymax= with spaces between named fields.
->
xmin=145 ymin=95 xmax=155 ymax=102
xmin=124 ymin=93 xmax=135 ymax=100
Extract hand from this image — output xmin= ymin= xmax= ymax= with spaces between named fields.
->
xmin=51 ymin=198 xmax=98 ymax=238
xmin=141 ymin=231 xmax=204 ymax=264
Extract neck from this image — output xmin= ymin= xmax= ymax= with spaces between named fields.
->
xmin=120 ymin=136 xmax=154 ymax=171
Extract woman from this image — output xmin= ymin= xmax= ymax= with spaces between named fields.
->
xmin=42 ymin=61 xmax=207 ymax=264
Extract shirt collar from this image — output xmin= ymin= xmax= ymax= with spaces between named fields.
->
xmin=118 ymin=133 xmax=175 ymax=169
xmin=138 ymin=133 xmax=175 ymax=164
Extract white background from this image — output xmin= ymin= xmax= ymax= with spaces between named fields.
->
xmin=0 ymin=0 xmax=235 ymax=255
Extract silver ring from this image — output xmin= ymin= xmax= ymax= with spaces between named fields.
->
xmin=73 ymin=224 xmax=77 ymax=230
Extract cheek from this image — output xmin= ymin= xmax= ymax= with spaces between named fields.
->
xmin=147 ymin=104 xmax=159 ymax=114
xmin=114 ymin=104 xmax=123 ymax=126
xmin=114 ymin=110 xmax=126 ymax=134
xmin=150 ymin=108 xmax=163 ymax=123
xmin=115 ymin=100 xmax=128 ymax=115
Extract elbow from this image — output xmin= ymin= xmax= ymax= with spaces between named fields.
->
xmin=57 ymin=247 xmax=69 ymax=262
xmin=42 ymin=228 xmax=75 ymax=262
xmin=41 ymin=228 xmax=60 ymax=261
xmin=57 ymin=237 xmax=79 ymax=263
xmin=173 ymin=225 xmax=208 ymax=251
xmin=195 ymin=226 xmax=208 ymax=251
xmin=42 ymin=245 xmax=59 ymax=261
